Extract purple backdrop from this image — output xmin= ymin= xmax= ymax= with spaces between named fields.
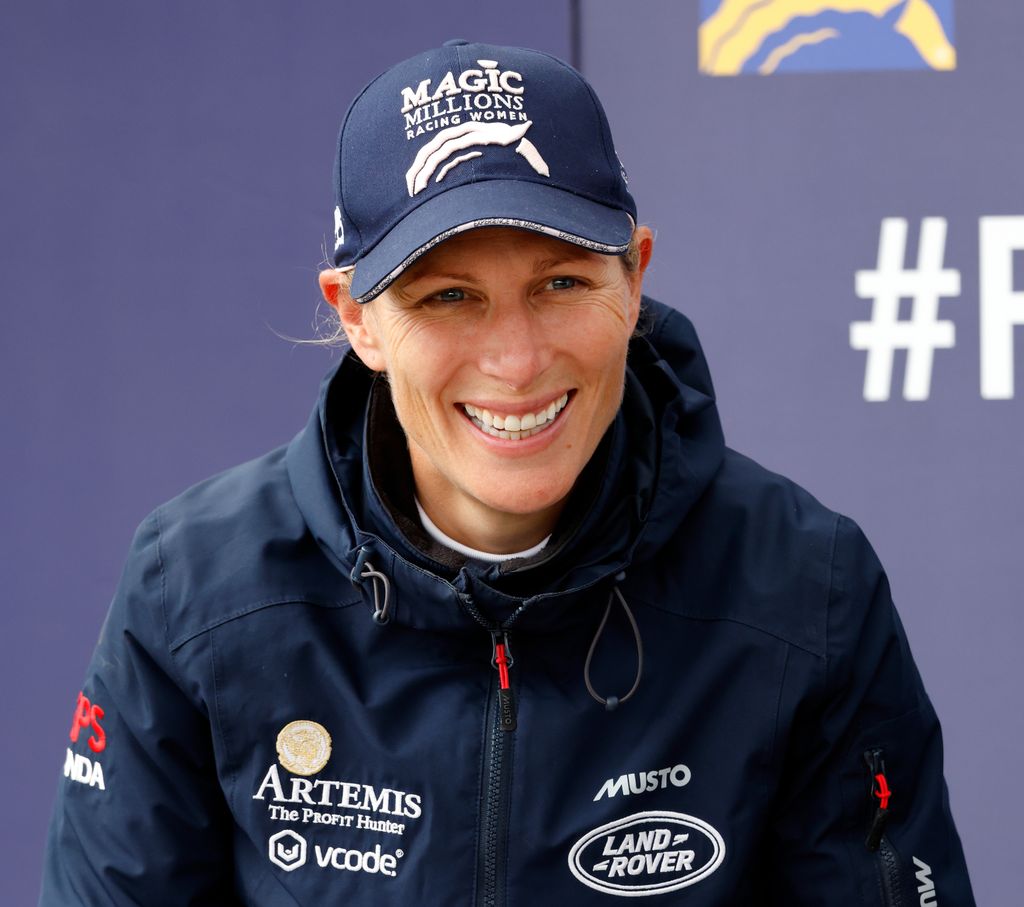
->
xmin=0 ymin=3 xmax=570 ymax=902
xmin=2 ymin=1 xmax=1015 ymax=902
xmin=580 ymin=3 xmax=1019 ymax=904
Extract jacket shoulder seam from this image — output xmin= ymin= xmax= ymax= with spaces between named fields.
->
xmin=629 ymin=594 xmax=825 ymax=659
xmin=209 ymin=624 xmax=238 ymax=813
xmin=168 ymin=596 xmax=364 ymax=652
xmin=153 ymin=505 xmax=194 ymax=693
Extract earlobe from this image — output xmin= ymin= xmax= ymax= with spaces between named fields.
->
xmin=318 ymin=269 xmax=387 ymax=371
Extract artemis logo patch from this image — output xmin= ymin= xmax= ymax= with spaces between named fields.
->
xmin=253 ymin=763 xmax=422 ymax=837
xmin=568 ymin=811 xmax=725 ymax=897
xmin=399 ymin=58 xmax=549 ymax=195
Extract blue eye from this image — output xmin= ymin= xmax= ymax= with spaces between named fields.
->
xmin=433 ymin=288 xmax=466 ymax=302
xmin=548 ymin=277 xmax=577 ymax=290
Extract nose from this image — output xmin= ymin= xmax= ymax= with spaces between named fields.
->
xmin=477 ymin=297 xmax=552 ymax=390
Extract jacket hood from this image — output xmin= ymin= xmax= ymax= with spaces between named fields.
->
xmin=285 ymin=297 xmax=724 ymax=633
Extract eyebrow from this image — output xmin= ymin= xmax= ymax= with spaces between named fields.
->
xmin=532 ymin=244 xmax=598 ymax=270
xmin=402 ymin=271 xmax=478 ymax=286
xmin=404 ymin=253 xmax=595 ymax=285
xmin=533 ymin=253 xmax=596 ymax=271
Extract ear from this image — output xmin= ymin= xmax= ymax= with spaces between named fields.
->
xmin=318 ymin=269 xmax=387 ymax=371
xmin=634 ymin=225 xmax=654 ymax=275
xmin=625 ymin=225 xmax=655 ymax=328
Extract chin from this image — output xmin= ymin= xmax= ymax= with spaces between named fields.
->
xmin=472 ymin=475 xmax=574 ymax=517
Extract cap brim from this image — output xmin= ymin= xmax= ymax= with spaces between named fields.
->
xmin=348 ymin=180 xmax=635 ymax=302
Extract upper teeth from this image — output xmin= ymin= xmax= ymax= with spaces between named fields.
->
xmin=463 ymin=393 xmax=569 ymax=438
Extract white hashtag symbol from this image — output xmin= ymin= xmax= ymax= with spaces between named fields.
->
xmin=850 ymin=218 xmax=960 ymax=401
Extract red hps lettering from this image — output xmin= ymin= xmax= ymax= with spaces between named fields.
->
xmin=69 ymin=691 xmax=106 ymax=754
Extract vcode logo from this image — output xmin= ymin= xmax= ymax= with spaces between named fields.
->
xmin=699 ymin=0 xmax=955 ymax=76
xmin=269 ymin=829 xmax=307 ymax=872
xmin=568 ymin=811 xmax=725 ymax=897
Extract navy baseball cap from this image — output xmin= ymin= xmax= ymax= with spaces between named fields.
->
xmin=331 ymin=40 xmax=638 ymax=302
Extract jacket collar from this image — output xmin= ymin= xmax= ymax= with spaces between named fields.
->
xmin=286 ymin=297 xmax=724 ymax=633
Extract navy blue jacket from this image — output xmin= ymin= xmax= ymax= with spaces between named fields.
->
xmin=41 ymin=299 xmax=974 ymax=905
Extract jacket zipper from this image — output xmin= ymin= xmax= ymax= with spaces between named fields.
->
xmin=864 ymin=748 xmax=904 ymax=907
xmin=493 ymin=634 xmax=517 ymax=732
xmin=476 ymin=631 xmax=517 ymax=907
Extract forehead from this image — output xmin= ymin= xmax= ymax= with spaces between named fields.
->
xmin=399 ymin=227 xmax=606 ymax=281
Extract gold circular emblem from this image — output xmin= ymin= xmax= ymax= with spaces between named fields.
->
xmin=276 ymin=720 xmax=332 ymax=776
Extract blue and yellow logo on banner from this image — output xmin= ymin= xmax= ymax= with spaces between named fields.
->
xmin=699 ymin=1 xmax=955 ymax=75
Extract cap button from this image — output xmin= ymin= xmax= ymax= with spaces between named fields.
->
xmin=443 ymin=38 xmax=470 ymax=46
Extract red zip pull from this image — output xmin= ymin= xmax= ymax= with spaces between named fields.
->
xmin=864 ymin=749 xmax=893 ymax=851
xmin=491 ymin=632 xmax=517 ymax=732
xmin=873 ymin=772 xmax=892 ymax=810
xmin=495 ymin=643 xmax=511 ymax=689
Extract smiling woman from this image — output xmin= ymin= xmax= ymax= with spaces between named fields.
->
xmin=41 ymin=39 xmax=975 ymax=907
xmin=320 ymin=226 xmax=652 ymax=555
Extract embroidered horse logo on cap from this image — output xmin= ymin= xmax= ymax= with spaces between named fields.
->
xmin=406 ymin=120 xmax=549 ymax=196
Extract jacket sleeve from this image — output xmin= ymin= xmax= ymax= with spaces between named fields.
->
xmin=39 ymin=512 xmax=238 ymax=906
xmin=765 ymin=515 xmax=976 ymax=906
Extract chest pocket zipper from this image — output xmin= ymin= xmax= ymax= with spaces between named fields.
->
xmin=864 ymin=748 xmax=904 ymax=907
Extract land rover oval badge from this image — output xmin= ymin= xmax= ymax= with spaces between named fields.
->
xmin=568 ymin=810 xmax=725 ymax=896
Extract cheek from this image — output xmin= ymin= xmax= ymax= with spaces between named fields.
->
xmin=379 ymin=311 xmax=472 ymax=369
xmin=568 ymin=306 xmax=633 ymax=375
xmin=374 ymin=316 xmax=437 ymax=382
xmin=379 ymin=324 xmax=468 ymax=430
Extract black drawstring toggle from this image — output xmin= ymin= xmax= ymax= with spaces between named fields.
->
xmin=584 ymin=575 xmax=644 ymax=711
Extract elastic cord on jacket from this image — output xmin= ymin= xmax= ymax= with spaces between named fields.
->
xmin=584 ymin=573 xmax=644 ymax=711
xmin=351 ymin=549 xmax=393 ymax=624
xmin=362 ymin=563 xmax=392 ymax=624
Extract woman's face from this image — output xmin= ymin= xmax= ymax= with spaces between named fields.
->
xmin=339 ymin=226 xmax=649 ymax=530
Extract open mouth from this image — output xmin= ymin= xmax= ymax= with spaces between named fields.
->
xmin=460 ymin=391 xmax=573 ymax=441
